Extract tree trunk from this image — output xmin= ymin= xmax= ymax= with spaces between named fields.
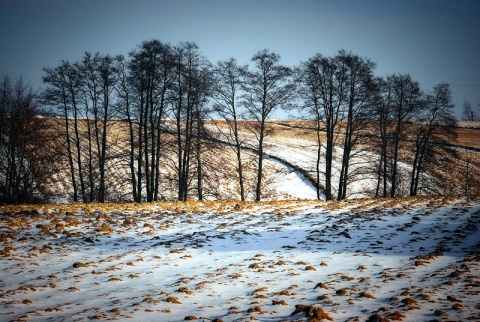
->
xmin=154 ymin=113 xmax=162 ymax=201
xmin=255 ymin=119 xmax=266 ymax=202
xmin=324 ymin=118 xmax=334 ymax=200
xmin=86 ymin=110 xmax=95 ymax=202
xmin=144 ymin=90 xmax=151 ymax=202
xmin=71 ymin=87 xmax=86 ymax=203
xmin=315 ymin=117 xmax=322 ymax=200
xmin=63 ymin=100 xmax=78 ymax=202
xmin=196 ymin=135 xmax=203 ymax=201
xmin=126 ymin=107 xmax=138 ymax=202
xmin=390 ymin=118 xmax=401 ymax=198
xmin=99 ymin=100 xmax=108 ymax=202
xmin=233 ymin=118 xmax=245 ymax=202
xmin=137 ymin=93 xmax=144 ymax=202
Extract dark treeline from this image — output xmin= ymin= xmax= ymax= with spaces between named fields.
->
xmin=1 ymin=39 xmax=479 ymax=204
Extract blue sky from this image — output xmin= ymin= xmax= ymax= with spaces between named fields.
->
xmin=1 ymin=0 xmax=479 ymax=118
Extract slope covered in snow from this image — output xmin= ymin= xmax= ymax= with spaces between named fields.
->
xmin=1 ymin=196 xmax=479 ymax=321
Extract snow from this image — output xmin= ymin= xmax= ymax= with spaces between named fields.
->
xmin=1 ymin=197 xmax=479 ymax=321
xmin=268 ymin=161 xmax=319 ymax=200
xmin=262 ymin=134 xmax=380 ymax=199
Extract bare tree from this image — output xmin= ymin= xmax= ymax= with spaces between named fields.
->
xmin=296 ymin=57 xmax=325 ymax=199
xmin=127 ymin=40 xmax=174 ymax=202
xmin=388 ymin=74 xmax=423 ymax=197
xmin=171 ymin=42 xmax=211 ymax=201
xmin=192 ymin=67 xmax=212 ymax=201
xmin=0 ymin=76 xmax=56 ymax=203
xmin=372 ymin=74 xmax=423 ymax=197
xmin=43 ymin=54 xmax=117 ymax=203
xmin=462 ymin=100 xmax=478 ymax=121
xmin=319 ymin=55 xmax=345 ymax=201
xmin=77 ymin=54 xmax=98 ymax=203
xmin=67 ymin=63 xmax=87 ymax=202
xmin=373 ymin=76 xmax=393 ymax=198
xmin=172 ymin=43 xmax=193 ymax=201
xmin=299 ymin=54 xmax=346 ymax=200
xmin=298 ymin=51 xmax=376 ymax=200
xmin=211 ymin=58 xmax=248 ymax=201
xmin=242 ymin=49 xmax=295 ymax=201
xmin=77 ymin=52 xmax=117 ymax=202
xmin=336 ymin=50 xmax=376 ymax=200
xmin=409 ymin=83 xmax=457 ymax=196
xmin=42 ymin=61 xmax=87 ymax=202
xmin=42 ymin=64 xmax=77 ymax=201
xmin=113 ymin=55 xmax=138 ymax=202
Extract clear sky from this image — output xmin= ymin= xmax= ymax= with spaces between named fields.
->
xmin=1 ymin=0 xmax=479 ymax=118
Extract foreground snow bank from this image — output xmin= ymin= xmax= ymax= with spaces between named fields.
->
xmin=1 ymin=197 xmax=479 ymax=321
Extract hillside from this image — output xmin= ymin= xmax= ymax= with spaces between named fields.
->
xmin=1 ymin=196 xmax=479 ymax=321
xmin=39 ymin=119 xmax=480 ymax=203
xmin=42 ymin=119 xmax=322 ymax=203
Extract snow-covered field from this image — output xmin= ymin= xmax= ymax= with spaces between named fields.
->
xmin=1 ymin=196 xmax=479 ymax=321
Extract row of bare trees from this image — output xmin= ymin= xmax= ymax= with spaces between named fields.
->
xmin=373 ymin=78 xmax=457 ymax=198
xmin=2 ymin=39 xmax=477 ymax=203
xmin=40 ymin=42 xmax=296 ymax=203
xmin=297 ymin=51 xmax=377 ymax=200
xmin=297 ymin=51 xmax=460 ymax=200
xmin=42 ymin=41 xmax=214 ymax=203
xmin=212 ymin=51 xmax=295 ymax=202
xmin=42 ymin=53 xmax=117 ymax=203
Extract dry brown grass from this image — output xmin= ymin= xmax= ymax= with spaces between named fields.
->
xmin=4 ymin=117 xmax=480 ymax=204
xmin=43 ymin=118 xmax=480 ymax=151
xmin=258 ymin=120 xmax=480 ymax=151
xmin=455 ymin=127 xmax=480 ymax=149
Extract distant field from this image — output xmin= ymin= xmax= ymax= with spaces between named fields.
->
xmin=455 ymin=122 xmax=480 ymax=149
xmin=456 ymin=121 xmax=480 ymax=129
xmin=266 ymin=120 xmax=480 ymax=150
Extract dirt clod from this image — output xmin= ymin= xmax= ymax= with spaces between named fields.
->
xmin=291 ymin=304 xmax=332 ymax=321
xmin=366 ymin=313 xmax=389 ymax=322
xmin=247 ymin=305 xmax=263 ymax=314
xmin=72 ymin=262 xmax=87 ymax=268
xmin=314 ymin=282 xmax=329 ymax=290
xmin=166 ymin=296 xmax=182 ymax=304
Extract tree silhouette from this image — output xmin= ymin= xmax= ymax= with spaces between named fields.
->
xmin=242 ymin=49 xmax=295 ymax=201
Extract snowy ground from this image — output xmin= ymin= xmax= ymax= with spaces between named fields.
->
xmin=1 ymin=197 xmax=479 ymax=321
xmin=227 ymin=124 xmax=381 ymax=199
